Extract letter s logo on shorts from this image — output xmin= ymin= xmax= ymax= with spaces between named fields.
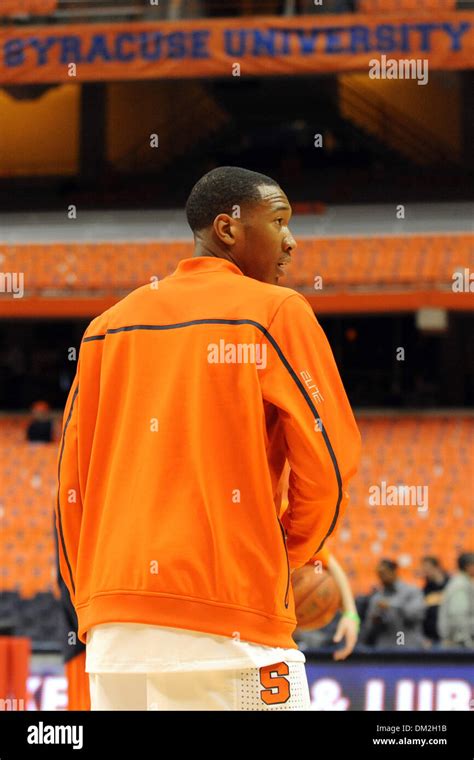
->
xmin=259 ymin=662 xmax=290 ymax=705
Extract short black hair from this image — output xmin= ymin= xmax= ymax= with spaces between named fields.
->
xmin=422 ymin=556 xmax=441 ymax=567
xmin=458 ymin=552 xmax=474 ymax=572
xmin=379 ymin=559 xmax=398 ymax=572
xmin=185 ymin=166 xmax=281 ymax=234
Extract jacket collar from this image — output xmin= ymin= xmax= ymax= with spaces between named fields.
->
xmin=173 ymin=256 xmax=244 ymax=277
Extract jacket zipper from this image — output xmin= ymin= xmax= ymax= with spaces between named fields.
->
xmin=277 ymin=517 xmax=290 ymax=609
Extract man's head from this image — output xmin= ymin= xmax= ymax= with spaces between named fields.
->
xmin=31 ymin=400 xmax=50 ymax=421
xmin=420 ymin=555 xmax=443 ymax=582
xmin=377 ymin=558 xmax=398 ymax=587
xmin=185 ymin=166 xmax=296 ymax=285
xmin=458 ymin=552 xmax=474 ymax=578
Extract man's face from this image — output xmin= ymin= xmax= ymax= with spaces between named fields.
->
xmin=214 ymin=184 xmax=296 ymax=285
xmin=377 ymin=563 xmax=396 ymax=586
xmin=420 ymin=560 xmax=434 ymax=581
xmin=465 ymin=562 xmax=474 ymax=579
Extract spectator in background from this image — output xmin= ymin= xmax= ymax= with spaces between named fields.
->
xmin=438 ymin=553 xmax=474 ymax=649
xmin=420 ymin=556 xmax=449 ymax=646
xmin=26 ymin=401 xmax=55 ymax=443
xmin=359 ymin=559 xmax=425 ymax=649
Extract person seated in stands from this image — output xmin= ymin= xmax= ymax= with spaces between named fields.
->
xmin=359 ymin=559 xmax=425 ymax=649
xmin=438 ymin=552 xmax=474 ymax=649
xmin=420 ymin=556 xmax=450 ymax=647
xmin=26 ymin=400 xmax=54 ymax=443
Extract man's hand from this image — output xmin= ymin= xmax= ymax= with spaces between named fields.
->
xmin=332 ymin=616 xmax=359 ymax=661
xmin=425 ymin=591 xmax=443 ymax=606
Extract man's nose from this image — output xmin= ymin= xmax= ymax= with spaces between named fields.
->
xmin=284 ymin=233 xmax=297 ymax=253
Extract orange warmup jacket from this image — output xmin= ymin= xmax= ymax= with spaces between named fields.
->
xmin=279 ymin=496 xmax=331 ymax=569
xmin=55 ymin=256 xmax=361 ymax=650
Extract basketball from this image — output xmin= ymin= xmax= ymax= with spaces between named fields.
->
xmin=292 ymin=565 xmax=342 ymax=631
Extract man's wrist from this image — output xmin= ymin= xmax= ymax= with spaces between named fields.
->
xmin=342 ymin=610 xmax=361 ymax=627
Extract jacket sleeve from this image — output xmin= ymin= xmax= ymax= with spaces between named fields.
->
xmin=260 ymin=293 xmax=361 ymax=570
xmin=55 ymin=368 xmax=81 ymax=606
xmin=55 ymin=317 xmax=105 ymax=605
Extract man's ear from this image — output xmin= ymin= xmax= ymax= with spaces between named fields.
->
xmin=213 ymin=213 xmax=238 ymax=246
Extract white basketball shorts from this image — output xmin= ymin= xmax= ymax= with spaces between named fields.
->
xmin=89 ymin=660 xmax=311 ymax=711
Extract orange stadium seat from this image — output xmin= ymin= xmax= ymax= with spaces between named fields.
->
xmin=0 ymin=415 xmax=471 ymax=599
xmin=0 ymin=0 xmax=57 ymax=16
xmin=2 ymin=235 xmax=472 ymax=296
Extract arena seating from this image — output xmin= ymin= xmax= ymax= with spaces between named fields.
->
xmin=0 ymin=0 xmax=57 ymax=16
xmin=333 ymin=415 xmax=473 ymax=594
xmin=0 ymin=414 xmax=471 ymax=626
xmin=1 ymin=234 xmax=472 ymax=294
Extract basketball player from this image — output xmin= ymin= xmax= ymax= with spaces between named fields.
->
xmin=55 ymin=166 xmax=361 ymax=710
